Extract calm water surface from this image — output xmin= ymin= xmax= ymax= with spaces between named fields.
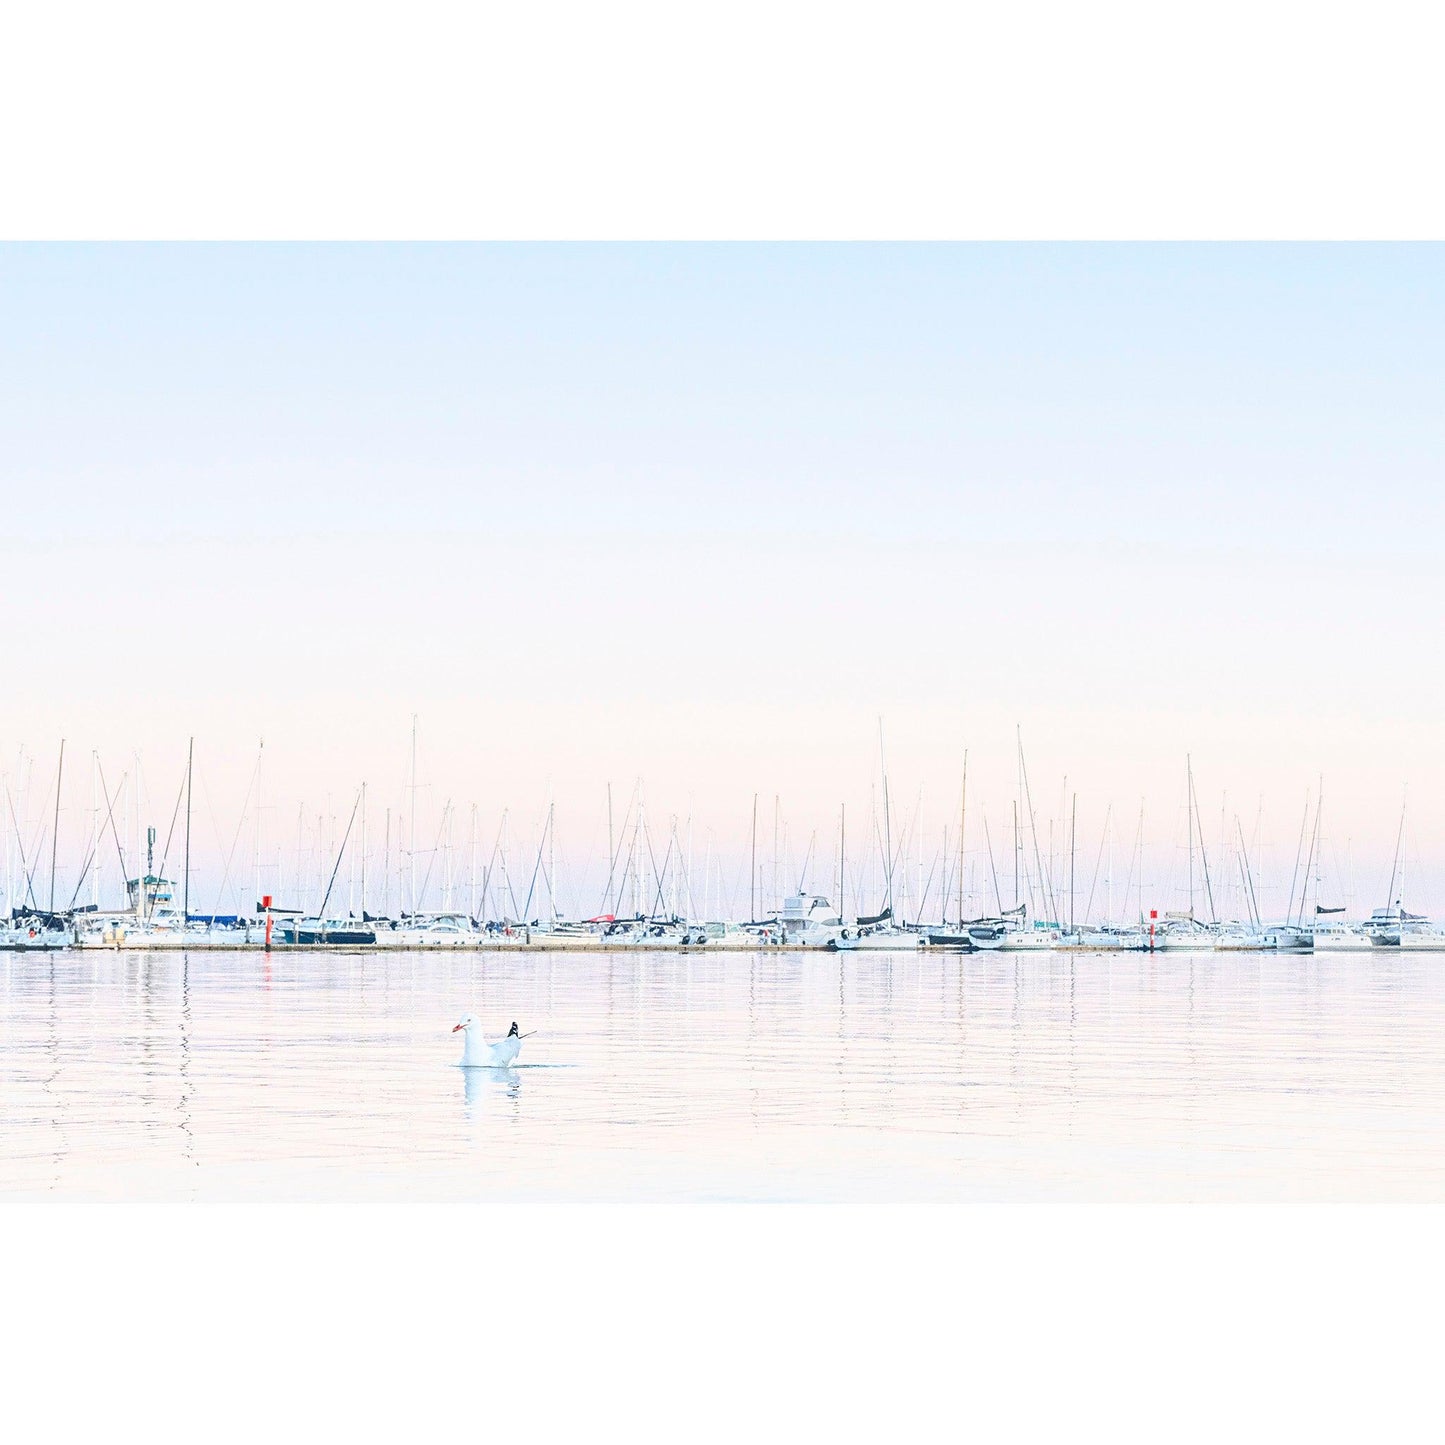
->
xmin=2 ymin=947 xmax=1443 ymax=1200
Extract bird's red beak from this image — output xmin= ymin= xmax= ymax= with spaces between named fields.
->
xmin=452 ymin=1022 xmax=465 ymax=1033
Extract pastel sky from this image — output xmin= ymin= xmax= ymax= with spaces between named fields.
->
xmin=4 ymin=244 xmax=1443 ymax=919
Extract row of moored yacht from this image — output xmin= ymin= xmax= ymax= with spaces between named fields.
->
xmin=3 ymin=882 xmax=1440 ymax=953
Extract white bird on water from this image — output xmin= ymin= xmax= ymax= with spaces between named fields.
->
xmin=453 ymin=1016 xmax=526 ymax=1067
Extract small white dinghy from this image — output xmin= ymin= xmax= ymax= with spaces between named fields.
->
xmin=453 ymin=1016 xmax=526 ymax=1067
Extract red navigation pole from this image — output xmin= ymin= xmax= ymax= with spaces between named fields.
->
xmin=263 ymin=894 xmax=274 ymax=951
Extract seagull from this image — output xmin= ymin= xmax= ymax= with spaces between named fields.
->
xmin=453 ymin=1016 xmax=525 ymax=1068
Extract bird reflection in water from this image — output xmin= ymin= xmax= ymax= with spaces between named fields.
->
xmin=462 ymin=1064 xmax=522 ymax=1114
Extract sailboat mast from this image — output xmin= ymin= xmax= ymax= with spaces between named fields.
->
xmin=253 ymin=739 xmax=263 ymax=915
xmin=606 ymin=782 xmax=615 ymax=916
xmin=1186 ymin=756 xmax=1194 ymax=917
xmin=1308 ymin=775 xmax=1324 ymax=924
xmin=409 ymin=714 xmax=418 ymax=914
xmin=547 ymin=800 xmax=557 ymax=923
xmin=750 ymin=792 xmax=758 ymax=923
xmin=1294 ymin=791 xmax=1317 ymax=924
xmin=879 ymin=719 xmax=894 ymax=919
xmin=1106 ymin=808 xmax=1113 ymax=924
xmin=633 ymin=790 xmax=643 ymax=917
xmin=1018 ymin=729 xmax=1053 ymax=924
xmin=90 ymin=751 xmax=99 ymax=909
xmin=48 ymin=738 xmax=64 ymax=914
xmin=1013 ymin=800 xmax=1020 ymax=910
xmin=468 ymin=803 xmax=477 ymax=919
xmin=1385 ymin=798 xmax=1405 ymax=911
xmin=1237 ymin=817 xmax=1261 ymax=928
xmin=183 ymin=737 xmax=193 ymax=923
xmin=1188 ymin=761 xmax=1217 ymax=923
xmin=958 ymin=749 xmax=968 ymax=927
xmin=1069 ymin=793 xmax=1077 ymax=934
xmin=772 ymin=795 xmax=780 ymax=916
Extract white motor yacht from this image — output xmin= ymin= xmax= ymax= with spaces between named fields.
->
xmin=830 ymin=924 xmax=924 ymax=951
xmin=1311 ymin=916 xmax=1371 ymax=951
xmin=1151 ymin=915 xmax=1221 ymax=950
xmin=773 ymin=893 xmax=845 ymax=947
xmin=1 ymin=915 xmax=70 ymax=950
xmin=1365 ymin=906 xmax=1445 ymax=950
xmin=1214 ymin=923 xmax=1314 ymax=953
xmin=379 ymin=913 xmax=478 ymax=947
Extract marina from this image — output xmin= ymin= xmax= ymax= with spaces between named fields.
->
xmin=3 ymin=734 xmax=1432 ymax=957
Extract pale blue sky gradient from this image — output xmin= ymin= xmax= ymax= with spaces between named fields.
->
xmin=3 ymin=244 xmax=1443 ymax=916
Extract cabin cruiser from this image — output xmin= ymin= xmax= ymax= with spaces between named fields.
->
xmin=1310 ymin=914 xmax=1371 ymax=951
xmin=277 ymin=918 xmax=377 ymax=945
xmin=952 ymin=905 xmax=1033 ymax=951
xmin=597 ymin=916 xmax=693 ymax=947
xmin=373 ymin=912 xmax=479 ymax=947
xmin=773 ymin=893 xmax=845 ymax=947
xmin=921 ymin=928 xmax=977 ymax=950
xmin=1364 ymin=906 xmax=1445 ymax=949
xmin=960 ymin=920 xmax=1012 ymax=950
xmin=829 ymin=919 xmax=924 ymax=951
xmin=706 ymin=920 xmax=785 ymax=948
xmin=1 ymin=911 xmax=70 ymax=949
xmin=1052 ymin=925 xmax=1152 ymax=951
xmin=1151 ymin=915 xmax=1220 ymax=950
xmin=1214 ymin=922 xmax=1314 ymax=953
xmin=527 ymin=918 xmax=610 ymax=946
xmin=998 ymin=922 xmax=1067 ymax=951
